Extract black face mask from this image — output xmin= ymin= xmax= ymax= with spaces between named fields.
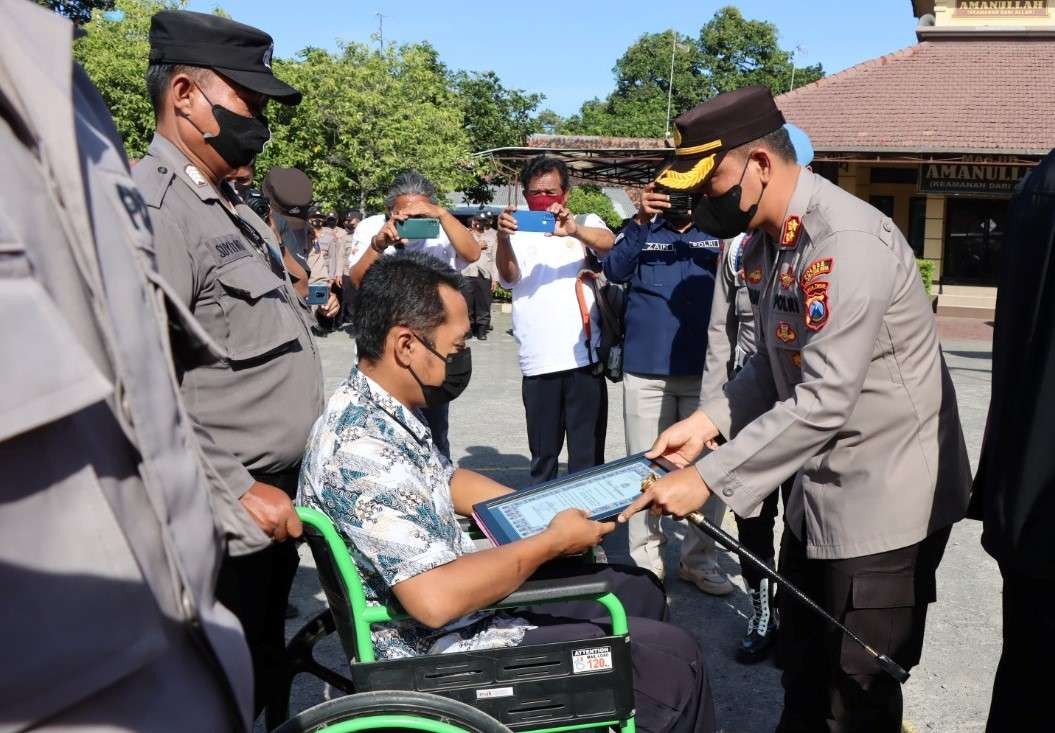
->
xmin=410 ymin=334 xmax=472 ymax=408
xmin=192 ymin=84 xmax=271 ymax=169
xmin=692 ymin=158 xmax=766 ymax=239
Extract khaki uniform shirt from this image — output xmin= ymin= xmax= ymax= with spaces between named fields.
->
xmin=133 ymin=135 xmax=324 ymax=496
xmin=700 ymin=232 xmax=757 ymax=401
xmin=308 ymin=226 xmax=349 ymax=285
xmin=462 ymin=229 xmax=498 ymax=279
xmin=0 ymin=1 xmax=259 ymax=726
xmin=696 ymin=169 xmax=972 ymax=560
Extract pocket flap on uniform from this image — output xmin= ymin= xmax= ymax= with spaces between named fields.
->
xmin=216 ymin=259 xmax=284 ymax=300
xmin=851 ymin=570 xmax=916 ymax=609
xmin=0 ymin=276 xmax=113 ymax=443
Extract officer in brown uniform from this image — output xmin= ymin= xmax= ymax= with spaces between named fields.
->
xmin=621 ymin=86 xmax=972 ymax=732
xmin=132 ymin=9 xmax=324 ymax=716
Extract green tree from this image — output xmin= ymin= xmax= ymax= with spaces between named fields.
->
xmin=562 ymin=6 xmax=823 ymax=138
xmin=566 ymin=185 xmax=622 ymax=230
xmin=257 ymin=42 xmax=475 ymax=212
xmin=452 ymin=70 xmax=544 ymax=205
xmin=699 ymin=6 xmax=823 ymax=95
xmin=38 ymin=0 xmax=114 ymax=25
xmin=73 ymin=0 xmax=182 ymax=158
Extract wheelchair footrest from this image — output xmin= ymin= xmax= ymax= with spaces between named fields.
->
xmin=351 ymin=635 xmax=634 ymax=730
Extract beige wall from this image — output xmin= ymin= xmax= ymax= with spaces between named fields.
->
xmin=834 ymin=163 xmax=945 ymax=282
xmin=932 ymin=0 xmax=1055 ymax=28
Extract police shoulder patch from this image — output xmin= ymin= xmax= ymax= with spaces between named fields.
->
xmin=800 ymin=258 xmax=833 ymax=288
xmin=804 ymin=281 xmax=831 ymax=332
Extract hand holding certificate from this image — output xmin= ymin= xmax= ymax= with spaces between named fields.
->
xmin=472 ymin=453 xmax=676 ymax=546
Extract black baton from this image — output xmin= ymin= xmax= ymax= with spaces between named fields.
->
xmin=683 ymin=510 xmax=910 ymax=684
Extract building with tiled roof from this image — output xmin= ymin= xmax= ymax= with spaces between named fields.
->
xmin=776 ymin=0 xmax=1055 ymax=314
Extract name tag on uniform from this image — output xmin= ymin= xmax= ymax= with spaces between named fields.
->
xmin=687 ymin=239 xmax=720 ymax=250
xmin=208 ymin=235 xmax=251 ymax=265
xmin=643 ymin=242 xmax=674 ymax=252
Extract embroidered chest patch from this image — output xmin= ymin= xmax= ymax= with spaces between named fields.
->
xmin=775 ymin=321 xmax=797 ymax=344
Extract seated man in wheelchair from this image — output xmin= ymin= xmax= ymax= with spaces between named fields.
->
xmin=298 ymin=252 xmax=715 ymax=733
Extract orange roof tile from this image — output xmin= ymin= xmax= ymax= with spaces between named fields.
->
xmin=776 ymin=38 xmax=1055 ymax=156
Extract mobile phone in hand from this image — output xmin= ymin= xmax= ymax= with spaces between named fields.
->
xmin=396 ymin=218 xmax=440 ymax=240
xmin=513 ymin=211 xmax=557 ymax=233
xmin=656 ymin=186 xmax=694 ymax=219
xmin=307 ymin=283 xmax=330 ymax=306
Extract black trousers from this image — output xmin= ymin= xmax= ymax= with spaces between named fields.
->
xmin=520 ymin=563 xmax=715 ymax=733
xmin=775 ymin=526 xmax=950 ymax=733
xmin=734 ymin=478 xmax=792 ymax=588
xmin=522 ymin=365 xmax=607 ymax=484
xmin=459 ymin=275 xmax=492 ymax=335
xmin=985 ymin=567 xmax=1055 ymax=731
xmin=215 ymin=468 xmax=301 ymax=717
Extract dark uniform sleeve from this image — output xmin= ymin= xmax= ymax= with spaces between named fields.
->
xmin=602 ymin=220 xmax=647 ymax=284
xmin=696 ymin=231 xmax=897 ymax=517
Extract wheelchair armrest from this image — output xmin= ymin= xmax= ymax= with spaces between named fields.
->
xmin=488 ymin=576 xmax=615 ymax=609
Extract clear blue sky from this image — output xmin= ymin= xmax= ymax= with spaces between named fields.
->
xmin=185 ymin=0 xmax=919 ymax=117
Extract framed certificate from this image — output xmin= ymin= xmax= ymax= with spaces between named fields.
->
xmin=472 ymin=453 xmax=676 ymax=546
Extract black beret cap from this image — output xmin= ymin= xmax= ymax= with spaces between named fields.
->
xmin=148 ymin=10 xmax=302 ymax=105
xmin=657 ymin=85 xmax=785 ymax=191
xmin=262 ymin=167 xmax=313 ymax=228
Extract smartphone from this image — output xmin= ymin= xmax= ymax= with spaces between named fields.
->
xmin=656 ymin=186 xmax=694 ymax=219
xmin=513 ymin=210 xmax=557 ymax=233
xmin=307 ymin=283 xmax=330 ymax=306
xmin=396 ymin=217 xmax=440 ymax=240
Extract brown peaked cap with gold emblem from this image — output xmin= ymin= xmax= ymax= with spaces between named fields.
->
xmin=656 ymin=85 xmax=785 ymax=191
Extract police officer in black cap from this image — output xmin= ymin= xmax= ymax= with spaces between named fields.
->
xmin=132 ymin=9 xmax=324 ymax=717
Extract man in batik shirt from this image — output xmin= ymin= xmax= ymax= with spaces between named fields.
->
xmin=298 ymin=253 xmax=715 ymax=733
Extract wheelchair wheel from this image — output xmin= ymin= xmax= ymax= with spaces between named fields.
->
xmin=273 ymin=690 xmax=512 ymax=733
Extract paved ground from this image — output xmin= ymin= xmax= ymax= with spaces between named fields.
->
xmin=279 ymin=311 xmax=998 ymax=732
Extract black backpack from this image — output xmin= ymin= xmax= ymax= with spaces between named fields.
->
xmin=576 ymin=252 xmax=627 ymax=383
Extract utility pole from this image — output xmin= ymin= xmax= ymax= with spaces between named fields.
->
xmin=375 ymin=11 xmax=385 ymax=50
xmin=664 ymin=30 xmax=677 ymax=139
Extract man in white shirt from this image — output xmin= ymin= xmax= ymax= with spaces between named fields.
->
xmin=496 ymin=156 xmax=616 ymax=483
xmin=348 ymin=170 xmax=480 ymax=458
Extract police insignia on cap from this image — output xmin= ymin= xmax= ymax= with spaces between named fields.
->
xmin=185 ymin=164 xmax=207 ymax=186
xmin=776 ymin=321 xmax=797 ymax=343
xmin=780 ymin=215 xmax=802 ymax=249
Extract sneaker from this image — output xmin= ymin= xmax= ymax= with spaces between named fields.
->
xmin=738 ymin=578 xmax=779 ymax=663
xmin=678 ymin=562 xmax=735 ymax=596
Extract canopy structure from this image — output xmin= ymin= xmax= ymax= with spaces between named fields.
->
xmin=474 ymin=134 xmax=673 ymax=187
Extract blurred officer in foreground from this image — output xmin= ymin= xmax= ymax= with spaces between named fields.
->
xmin=971 ymin=149 xmax=1055 ymax=732
xmin=621 ymin=86 xmax=972 ymax=732
xmin=132 ymin=9 xmax=324 ymax=716
xmin=0 ymin=0 xmax=263 ymax=728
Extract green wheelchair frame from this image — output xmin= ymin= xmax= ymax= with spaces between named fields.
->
xmin=268 ymin=507 xmax=638 ymax=733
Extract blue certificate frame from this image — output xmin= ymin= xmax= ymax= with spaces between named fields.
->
xmin=472 ymin=452 xmax=675 ymax=546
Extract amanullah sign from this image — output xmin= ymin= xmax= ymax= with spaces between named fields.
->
xmin=954 ymin=1 xmax=1051 ymax=17
xmin=919 ymin=162 xmax=1030 ymax=196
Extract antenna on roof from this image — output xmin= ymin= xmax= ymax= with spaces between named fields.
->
xmin=789 ymin=44 xmax=806 ymax=92
xmin=375 ymin=11 xmax=385 ymax=50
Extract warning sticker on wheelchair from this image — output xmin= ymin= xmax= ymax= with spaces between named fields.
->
xmin=476 ymin=687 xmax=515 ymax=700
xmin=572 ymin=646 xmax=613 ymax=674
